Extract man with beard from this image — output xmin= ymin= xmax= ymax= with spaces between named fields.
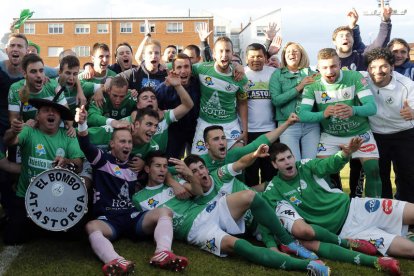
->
xmin=3 ymin=98 xmax=83 ymax=244
xmin=190 ymin=36 xmax=249 ymax=155
xmin=79 ymin=43 xmax=117 ymax=84
xmin=387 ymin=38 xmax=414 ymax=81
xmin=363 ymin=48 xmax=414 ymax=203
xmin=332 ymin=5 xmax=392 ymax=196
xmin=299 ymin=48 xmax=381 ymax=198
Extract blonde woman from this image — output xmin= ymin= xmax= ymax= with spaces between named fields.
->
xmin=269 ymin=42 xmax=320 ymax=160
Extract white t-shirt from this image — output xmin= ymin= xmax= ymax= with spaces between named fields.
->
xmin=245 ymin=65 xmax=276 ymax=132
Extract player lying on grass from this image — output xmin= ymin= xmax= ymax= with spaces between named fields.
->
xmin=133 ymin=148 xmax=330 ymax=275
xmin=262 ymin=137 xmax=406 ymax=275
xmin=76 ymin=106 xmax=189 ymax=275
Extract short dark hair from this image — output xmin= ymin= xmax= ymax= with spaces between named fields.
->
xmin=365 ymin=47 xmax=395 ymax=66
xmin=109 ymin=75 xmax=128 ymax=91
xmin=246 ymin=43 xmax=267 ymax=56
xmin=135 ymin=107 xmax=159 ymax=123
xmin=184 ymin=44 xmax=201 ymax=57
xmin=184 ymin=154 xmax=206 ymax=167
xmin=22 ymin=53 xmax=43 ymax=72
xmin=137 ymin=86 xmax=156 ymax=99
xmin=145 ymin=150 xmax=167 ymax=167
xmin=203 ymin=125 xmax=224 ymax=142
xmin=111 ymin=128 xmax=131 ymax=141
xmin=8 ymin=33 xmax=28 ymax=47
xmin=115 ymin=42 xmax=133 ymax=58
xmin=59 ymin=55 xmax=80 ymax=71
xmin=214 ymin=36 xmax=233 ymax=50
xmin=269 ymin=142 xmax=292 ymax=162
xmin=92 ymin=43 xmax=110 ymax=55
xmin=332 ymin=26 xmax=353 ymax=41
xmin=172 ymin=53 xmax=192 ymax=68
xmin=165 ymin=45 xmax=177 ymax=51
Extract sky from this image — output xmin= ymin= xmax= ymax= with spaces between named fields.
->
xmin=1 ymin=0 xmax=413 ymax=65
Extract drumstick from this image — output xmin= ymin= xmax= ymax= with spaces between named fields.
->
xmin=18 ymin=85 xmax=30 ymax=120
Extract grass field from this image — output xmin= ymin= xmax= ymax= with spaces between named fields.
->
xmin=0 ymin=164 xmax=411 ymax=276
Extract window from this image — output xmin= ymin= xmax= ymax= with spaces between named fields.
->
xmin=214 ymin=26 xmax=226 ymax=36
xmin=166 ymin=22 xmax=183 ymax=33
xmin=139 ymin=23 xmax=155 ymax=33
xmin=97 ymin=23 xmax=109 ymax=33
xmin=73 ymin=46 xmax=90 ymax=57
xmin=194 ymin=22 xmax=204 ymax=32
xmin=256 ymin=26 xmax=267 ymax=37
xmin=24 ymin=23 xmax=35 ymax=34
xmin=48 ymin=23 xmax=64 ymax=34
xmin=48 ymin=47 xmax=64 ymax=57
xmin=120 ymin=22 xmax=132 ymax=33
xmin=75 ymin=24 xmax=90 ymax=34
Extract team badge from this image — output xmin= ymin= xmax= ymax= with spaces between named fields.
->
xmin=289 ymin=196 xmax=302 ymax=206
xmin=317 ymin=143 xmax=326 ymax=153
xmin=55 ymin=148 xmax=65 ymax=157
xmin=147 ymin=198 xmax=159 ymax=208
xmin=195 ymin=140 xmax=206 ymax=152
xmin=35 ymin=144 xmax=46 ymax=156
xmin=364 ymin=199 xmax=380 ymax=213
xmin=206 ymin=238 xmax=218 ymax=252
xmin=225 ymin=84 xmax=232 ymax=91
xmin=359 ymin=132 xmax=370 ymax=143
xmin=342 ymin=91 xmax=351 ymax=99
xmin=369 ymin=237 xmax=384 ymax=248
xmin=360 ymin=77 xmax=368 ymax=86
xmin=113 ymin=166 xmax=122 ymax=176
xmin=248 ymin=80 xmax=254 ymax=88
xmin=321 ymin=92 xmax=331 ymax=103
xmin=23 ymin=103 xmax=32 ymax=112
xmin=385 ymin=96 xmax=394 ymax=104
xmin=204 ymin=77 xmax=214 ymax=86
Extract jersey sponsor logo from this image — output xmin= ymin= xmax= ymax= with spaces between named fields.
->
xmin=204 ymin=76 xmax=214 ymax=86
xmin=230 ymin=130 xmax=241 ymax=139
xmin=205 ymin=238 xmax=218 ymax=252
xmin=118 ymin=183 xmax=130 ymax=201
xmin=147 ymin=198 xmax=159 ymax=208
xmin=358 ymin=132 xmax=371 ymax=143
xmin=35 ymin=144 xmax=46 ymax=156
xmin=55 ymin=148 xmax=65 ymax=157
xmin=321 ymin=92 xmax=332 ymax=103
xmin=206 ymin=201 xmax=217 ymax=213
xmin=299 ymin=180 xmax=307 ymax=190
xmin=289 ymin=196 xmax=302 ymax=206
xmin=317 ymin=143 xmax=326 ymax=153
xmin=113 ymin=166 xmax=122 ymax=176
xmin=359 ymin=144 xmax=376 ymax=153
xmin=369 ymin=237 xmax=385 ymax=248
xmin=281 ymin=210 xmax=296 ymax=217
xmin=327 ymin=120 xmax=360 ymax=134
xmin=217 ymin=167 xmax=225 ymax=178
xmin=248 ymin=90 xmax=271 ymax=100
xmin=382 ymin=199 xmax=393 ymax=215
xmin=364 ymin=199 xmax=380 ymax=213
xmin=28 ymin=157 xmax=53 ymax=170
xmin=195 ymin=140 xmax=206 ymax=152
xmin=385 ymin=96 xmax=394 ymax=104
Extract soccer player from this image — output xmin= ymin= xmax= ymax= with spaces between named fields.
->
xmin=133 ymin=150 xmax=330 ymax=275
xmin=75 ymin=106 xmax=188 ymax=274
xmin=299 ymin=48 xmax=381 ymax=198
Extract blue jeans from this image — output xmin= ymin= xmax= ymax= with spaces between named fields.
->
xmin=279 ymin=122 xmax=320 ymax=160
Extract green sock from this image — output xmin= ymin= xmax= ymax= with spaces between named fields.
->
xmin=362 ymin=159 xmax=382 ymax=198
xmin=250 ymin=194 xmax=294 ymax=244
xmin=234 ymin=239 xmax=309 ymax=271
xmin=311 ymin=224 xmax=349 ymax=248
xmin=317 ymin=242 xmax=377 ymax=267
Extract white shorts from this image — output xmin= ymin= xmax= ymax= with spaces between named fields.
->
xmin=275 ymin=200 xmax=303 ymax=233
xmin=191 ymin=118 xmax=242 ymax=155
xmin=317 ymin=131 xmax=379 ymax=158
xmin=79 ymin=160 xmax=93 ymax=180
xmin=187 ymin=196 xmax=245 ymax=257
xmin=339 ymin=197 xmax=408 ymax=255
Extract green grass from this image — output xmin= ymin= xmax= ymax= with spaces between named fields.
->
xmin=0 ymin=164 xmax=410 ymax=275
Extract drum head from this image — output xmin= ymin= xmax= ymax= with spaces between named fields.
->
xmin=25 ymin=167 xmax=88 ymax=231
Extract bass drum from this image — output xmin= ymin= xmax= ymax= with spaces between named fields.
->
xmin=25 ymin=167 xmax=88 ymax=231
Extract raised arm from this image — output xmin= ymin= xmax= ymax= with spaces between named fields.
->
xmin=164 ymin=71 xmax=194 ymax=120
xmin=232 ymin=144 xmax=269 ymax=173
